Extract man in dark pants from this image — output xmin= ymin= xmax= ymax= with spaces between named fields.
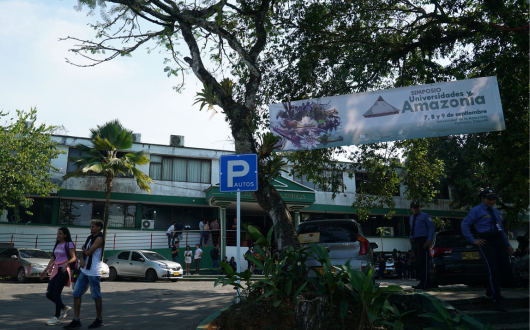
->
xmin=409 ymin=201 xmax=435 ymax=289
xmin=461 ymin=189 xmax=514 ymax=311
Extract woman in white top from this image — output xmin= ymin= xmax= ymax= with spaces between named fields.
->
xmin=184 ymin=246 xmax=193 ymax=275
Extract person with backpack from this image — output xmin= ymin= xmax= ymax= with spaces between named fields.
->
xmin=40 ymin=227 xmax=77 ymax=326
xmin=211 ymin=244 xmax=220 ymax=275
xmin=63 ymin=219 xmax=105 ymax=329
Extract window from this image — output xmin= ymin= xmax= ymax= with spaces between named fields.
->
xmin=292 ymin=171 xmax=344 ymax=192
xmin=434 ymin=184 xmax=450 ymax=199
xmin=117 ymin=252 xmax=130 ymax=260
xmin=19 ymin=249 xmax=51 ymax=259
xmin=355 ymin=172 xmax=400 ymax=196
xmin=131 ymin=252 xmax=143 ymax=261
xmin=149 ymin=155 xmax=211 ymax=183
xmin=0 ymin=249 xmax=15 ymax=258
xmin=297 ymin=221 xmax=360 ymax=243
xmin=5 ymin=198 xmax=53 ymax=224
xmin=58 ymin=199 xmax=136 ymax=228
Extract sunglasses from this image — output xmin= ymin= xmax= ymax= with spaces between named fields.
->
xmin=411 ymin=206 xmax=420 ymax=209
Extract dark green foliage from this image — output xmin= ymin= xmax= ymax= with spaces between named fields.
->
xmin=0 ymin=108 xmax=64 ymax=220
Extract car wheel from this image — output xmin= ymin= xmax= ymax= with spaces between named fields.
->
xmin=17 ymin=267 xmax=27 ymax=283
xmin=170 ymin=279 xmax=178 ymax=282
xmin=145 ymin=269 xmax=157 ymax=282
xmin=109 ymin=267 xmax=119 ymax=281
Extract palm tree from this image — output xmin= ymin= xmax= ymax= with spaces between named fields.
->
xmin=63 ymin=120 xmax=152 ymax=255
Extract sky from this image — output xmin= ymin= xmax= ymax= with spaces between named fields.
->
xmin=0 ymin=0 xmax=234 ymax=150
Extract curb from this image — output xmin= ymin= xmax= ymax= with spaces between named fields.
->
xmin=413 ymin=291 xmax=486 ymax=330
xmin=196 ymin=306 xmax=229 ymax=330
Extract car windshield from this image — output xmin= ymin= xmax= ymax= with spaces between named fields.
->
xmin=297 ymin=222 xmax=359 ymax=243
xmin=435 ymin=232 xmax=470 ymax=248
xmin=19 ymin=250 xmax=51 ymax=259
xmin=142 ymin=252 xmax=168 ymax=261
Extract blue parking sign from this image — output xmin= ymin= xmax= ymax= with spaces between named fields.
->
xmin=219 ymin=154 xmax=258 ymax=192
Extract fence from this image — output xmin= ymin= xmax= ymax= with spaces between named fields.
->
xmin=0 ymin=229 xmax=252 ymax=252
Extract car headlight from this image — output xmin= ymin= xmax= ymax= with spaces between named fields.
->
xmin=158 ymin=264 xmax=170 ymax=270
xmin=30 ymin=263 xmax=46 ymax=268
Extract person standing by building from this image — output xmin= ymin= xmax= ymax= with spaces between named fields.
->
xmin=210 ymin=218 xmax=220 ymax=246
xmin=229 ymin=256 xmax=237 ymax=272
xmin=409 ymin=201 xmax=435 ymax=289
xmin=203 ymin=220 xmax=210 ymax=246
xmin=211 ymin=244 xmax=220 ymax=275
xmin=194 ymin=244 xmax=203 ymax=275
xmin=378 ymin=252 xmax=386 ymax=278
xmin=184 ymin=246 xmax=192 ymax=275
xmin=171 ymin=242 xmax=180 ymax=264
xmin=230 ymin=217 xmax=238 ymax=246
xmin=461 ymin=189 xmax=514 ymax=312
xmin=41 ymin=227 xmax=76 ymax=326
xmin=174 ymin=220 xmax=184 ymax=243
xmin=392 ymin=249 xmax=403 ymax=280
xmin=199 ymin=219 xmax=205 ymax=246
xmin=167 ymin=222 xmax=176 ymax=248
xmin=63 ymin=220 xmax=105 ymax=329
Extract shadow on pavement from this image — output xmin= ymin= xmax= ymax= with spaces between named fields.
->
xmin=1 ymin=282 xmax=235 ymax=330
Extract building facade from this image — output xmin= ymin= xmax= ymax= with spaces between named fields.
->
xmin=1 ymin=133 xmax=520 ymax=263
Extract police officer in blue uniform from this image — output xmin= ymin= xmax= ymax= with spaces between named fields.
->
xmin=409 ymin=201 xmax=435 ymax=289
xmin=461 ymin=188 xmax=514 ymax=312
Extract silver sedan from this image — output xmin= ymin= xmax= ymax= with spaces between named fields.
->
xmin=105 ymin=250 xmax=183 ymax=282
xmin=0 ymin=248 xmax=51 ymax=283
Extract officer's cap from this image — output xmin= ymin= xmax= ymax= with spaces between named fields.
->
xmin=410 ymin=201 xmax=420 ymax=208
xmin=480 ymin=188 xmax=497 ymax=199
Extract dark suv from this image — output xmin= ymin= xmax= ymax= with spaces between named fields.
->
xmin=429 ymin=230 xmax=518 ymax=287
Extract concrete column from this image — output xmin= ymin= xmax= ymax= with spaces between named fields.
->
xmin=220 ymin=205 xmax=228 ymax=260
xmin=135 ymin=203 xmax=142 ymax=228
xmin=295 ymin=210 xmax=300 ymax=228
xmin=51 ymin=198 xmax=60 ymax=225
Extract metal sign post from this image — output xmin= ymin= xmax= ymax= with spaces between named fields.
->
xmin=236 ymin=190 xmax=241 ymax=302
xmin=219 ymin=154 xmax=258 ymax=304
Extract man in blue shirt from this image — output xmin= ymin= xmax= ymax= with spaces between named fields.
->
xmin=409 ymin=201 xmax=435 ymax=289
xmin=461 ymin=188 xmax=514 ymax=311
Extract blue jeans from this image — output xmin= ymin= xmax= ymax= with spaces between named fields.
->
xmin=172 ymin=256 xmax=179 ymax=264
xmin=46 ymin=268 xmax=69 ymax=317
xmin=167 ymin=233 xmax=174 ymax=247
xmin=73 ymin=272 xmax=101 ymax=300
xmin=212 ymin=260 xmax=220 ymax=275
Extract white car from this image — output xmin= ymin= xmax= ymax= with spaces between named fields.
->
xmin=105 ymin=250 xmax=183 ymax=282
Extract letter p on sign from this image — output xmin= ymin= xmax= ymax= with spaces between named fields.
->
xmin=227 ymin=160 xmax=249 ymax=187
xmin=219 ymin=154 xmax=258 ymax=192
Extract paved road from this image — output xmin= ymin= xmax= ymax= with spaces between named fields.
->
xmin=0 ymin=277 xmax=474 ymax=330
xmin=0 ymin=280 xmax=235 ymax=330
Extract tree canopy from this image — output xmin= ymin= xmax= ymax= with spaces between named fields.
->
xmin=268 ymin=0 xmax=529 ymax=223
xmin=67 ymin=0 xmax=528 ymax=242
xmin=64 ymin=119 xmax=152 ymax=250
xmin=0 ymin=108 xmax=64 ymax=220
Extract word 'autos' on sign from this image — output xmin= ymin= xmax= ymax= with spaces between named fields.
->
xmin=219 ymin=154 xmax=258 ymax=192
xmin=269 ymin=76 xmax=505 ymax=151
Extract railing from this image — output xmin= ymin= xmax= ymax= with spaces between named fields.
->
xmin=0 ymin=229 xmax=253 ymax=251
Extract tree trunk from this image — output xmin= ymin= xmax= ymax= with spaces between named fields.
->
xmin=252 ymin=178 xmax=300 ymax=251
xmin=295 ymin=293 xmax=329 ymax=330
xmin=231 ymin=120 xmax=299 ymax=251
xmin=102 ymin=175 xmax=113 ymax=260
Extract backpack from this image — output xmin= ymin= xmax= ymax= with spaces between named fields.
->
xmin=62 ymin=242 xmax=78 ymax=271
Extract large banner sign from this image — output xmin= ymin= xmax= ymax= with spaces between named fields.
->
xmin=269 ymin=76 xmax=505 ymax=151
